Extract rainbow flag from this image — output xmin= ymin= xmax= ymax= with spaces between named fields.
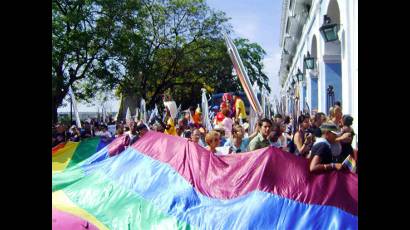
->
xmin=52 ymin=131 xmax=358 ymax=229
xmin=52 ymin=137 xmax=111 ymax=173
xmin=342 ymin=154 xmax=357 ymax=173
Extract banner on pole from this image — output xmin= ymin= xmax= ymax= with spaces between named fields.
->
xmin=68 ymin=86 xmax=82 ymax=128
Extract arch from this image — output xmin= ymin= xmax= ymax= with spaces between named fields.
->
xmin=308 ymin=35 xmax=319 ymax=112
xmin=322 ymin=0 xmax=342 ymax=113
xmin=326 ymin=0 xmax=340 ymax=25
xmin=310 ymin=35 xmax=317 ymax=59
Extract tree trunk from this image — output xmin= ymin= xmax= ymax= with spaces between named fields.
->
xmin=52 ymin=100 xmax=58 ymax=124
xmin=117 ymin=93 xmax=140 ymax=122
xmin=52 ymin=84 xmax=69 ymax=124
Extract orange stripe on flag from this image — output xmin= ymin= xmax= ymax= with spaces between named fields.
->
xmin=52 ymin=142 xmax=67 ymax=155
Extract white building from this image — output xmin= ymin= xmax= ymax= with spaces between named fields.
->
xmin=278 ymin=0 xmax=358 ymax=145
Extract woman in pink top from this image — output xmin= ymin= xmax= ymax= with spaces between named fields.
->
xmin=221 ymin=108 xmax=233 ymax=138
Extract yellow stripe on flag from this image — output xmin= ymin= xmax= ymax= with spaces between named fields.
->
xmin=52 ymin=190 xmax=109 ymax=230
xmin=52 ymin=142 xmax=79 ymax=173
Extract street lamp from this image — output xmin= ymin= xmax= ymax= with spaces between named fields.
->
xmin=296 ymin=68 xmax=304 ymax=82
xmin=319 ymin=15 xmax=339 ymax=42
xmin=304 ymin=52 xmax=315 ymax=69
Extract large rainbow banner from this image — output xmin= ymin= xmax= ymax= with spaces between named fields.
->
xmin=52 ymin=131 xmax=358 ymax=229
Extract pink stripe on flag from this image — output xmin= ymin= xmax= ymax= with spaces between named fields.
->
xmin=52 ymin=208 xmax=99 ymax=230
xmin=132 ymin=131 xmax=358 ymax=215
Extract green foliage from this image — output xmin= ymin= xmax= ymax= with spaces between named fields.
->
xmin=53 ymin=0 xmax=272 ymax=118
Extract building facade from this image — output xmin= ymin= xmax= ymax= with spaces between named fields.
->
xmin=278 ymin=0 xmax=358 ymax=145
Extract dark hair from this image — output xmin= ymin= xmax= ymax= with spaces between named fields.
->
xmin=335 ymin=101 xmax=342 ymax=107
xmin=284 ymin=116 xmax=291 ymax=124
xmin=258 ymin=118 xmax=273 ymax=127
xmin=343 ymin=115 xmax=353 ymax=127
xmin=274 ymin=114 xmax=283 ymax=119
xmin=314 ymin=112 xmax=325 ymax=122
xmin=297 ymin=114 xmax=308 ymax=125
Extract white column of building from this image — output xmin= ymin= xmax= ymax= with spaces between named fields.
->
xmin=340 ymin=0 xmax=352 ymax=117
xmin=306 ymin=69 xmax=312 ymax=113
xmin=317 ymin=38 xmax=327 ymax=114
xmin=352 ymin=0 xmax=358 ymax=147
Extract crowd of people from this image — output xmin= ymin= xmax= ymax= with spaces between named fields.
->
xmin=52 ymin=93 xmax=357 ymax=174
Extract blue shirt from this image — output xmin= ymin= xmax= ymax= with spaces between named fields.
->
xmin=224 ymin=137 xmax=250 ymax=153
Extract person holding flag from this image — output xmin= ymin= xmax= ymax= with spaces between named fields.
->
xmin=309 ymin=123 xmax=344 ymax=173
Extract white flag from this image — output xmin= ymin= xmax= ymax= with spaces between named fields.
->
xmin=201 ymin=88 xmax=213 ymax=131
xmin=68 ymin=86 xmax=82 ymax=128
xmin=102 ymin=106 xmax=106 ymax=124
xmin=126 ymin=107 xmax=132 ymax=123
xmin=140 ymin=98 xmax=147 ymax=123
xmin=148 ymin=104 xmax=158 ymax=125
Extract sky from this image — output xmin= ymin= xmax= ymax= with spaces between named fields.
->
xmin=58 ymin=0 xmax=283 ymax=113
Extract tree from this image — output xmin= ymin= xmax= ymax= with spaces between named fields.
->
xmin=53 ymin=0 xmax=273 ymax=122
xmin=104 ymin=0 xmax=271 ymax=120
xmin=52 ymin=0 xmax=126 ymax=123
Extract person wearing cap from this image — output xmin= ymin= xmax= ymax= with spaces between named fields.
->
xmin=233 ymin=94 xmax=247 ymax=123
xmin=309 ymin=123 xmax=344 ymax=173
xmin=248 ymin=118 xmax=272 ymax=151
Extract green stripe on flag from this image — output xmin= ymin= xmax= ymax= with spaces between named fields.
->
xmin=66 ymin=137 xmax=101 ymax=168
xmin=62 ymin=171 xmax=194 ymax=230
xmin=52 ymin=167 xmax=85 ymax=192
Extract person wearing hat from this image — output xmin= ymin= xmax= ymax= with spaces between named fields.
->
xmin=213 ymin=110 xmax=225 ymax=126
xmin=163 ymin=101 xmax=178 ymax=136
xmin=309 ymin=122 xmax=344 ymax=173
